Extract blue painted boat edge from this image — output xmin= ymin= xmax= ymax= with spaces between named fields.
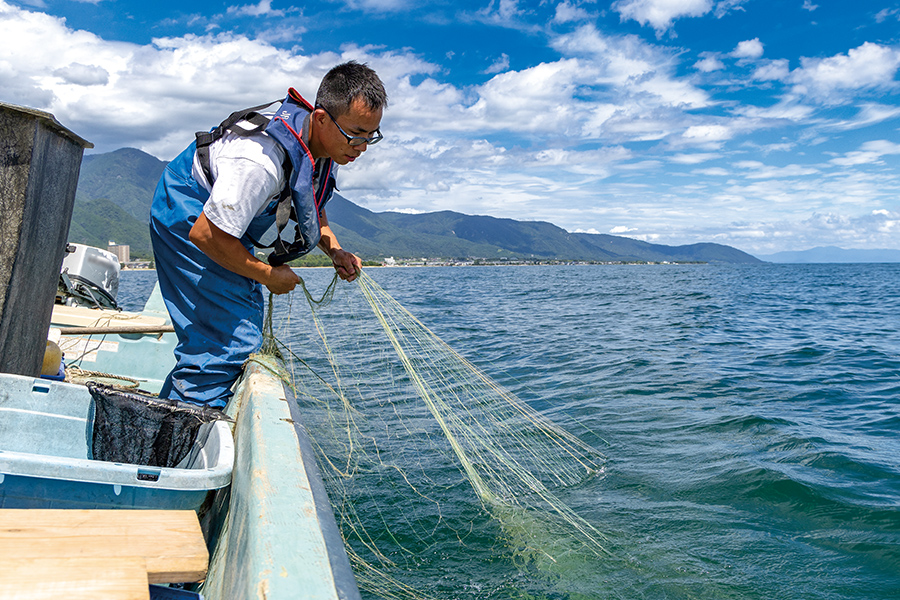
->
xmin=201 ymin=354 xmax=361 ymax=600
xmin=283 ymin=379 xmax=361 ymax=600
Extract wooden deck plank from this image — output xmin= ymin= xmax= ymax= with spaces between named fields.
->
xmin=0 ymin=509 xmax=208 ymax=583
xmin=0 ymin=557 xmax=149 ymax=599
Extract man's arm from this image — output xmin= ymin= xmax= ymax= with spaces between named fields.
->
xmin=318 ymin=210 xmax=362 ymax=282
xmin=190 ymin=211 xmax=301 ymax=294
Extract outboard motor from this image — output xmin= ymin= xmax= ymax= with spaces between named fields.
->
xmin=58 ymin=243 xmax=120 ymax=309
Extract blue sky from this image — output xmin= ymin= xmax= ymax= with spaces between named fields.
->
xmin=3 ymin=0 xmax=900 ymax=255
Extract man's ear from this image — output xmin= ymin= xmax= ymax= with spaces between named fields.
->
xmin=312 ymin=108 xmax=329 ymax=126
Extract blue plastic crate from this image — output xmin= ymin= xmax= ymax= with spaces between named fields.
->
xmin=0 ymin=374 xmax=233 ymax=510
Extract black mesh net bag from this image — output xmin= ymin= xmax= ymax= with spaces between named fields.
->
xmin=87 ymin=382 xmax=228 ymax=468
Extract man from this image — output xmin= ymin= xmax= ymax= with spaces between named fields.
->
xmin=150 ymin=61 xmax=387 ymax=407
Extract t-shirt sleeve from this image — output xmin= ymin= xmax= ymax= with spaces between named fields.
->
xmin=203 ymin=157 xmax=281 ymax=239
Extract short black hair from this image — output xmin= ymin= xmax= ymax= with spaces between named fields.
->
xmin=316 ymin=61 xmax=388 ymax=116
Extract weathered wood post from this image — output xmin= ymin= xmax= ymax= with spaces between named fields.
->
xmin=0 ymin=102 xmax=92 ymax=376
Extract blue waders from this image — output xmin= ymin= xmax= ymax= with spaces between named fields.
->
xmin=149 ymin=142 xmax=264 ymax=408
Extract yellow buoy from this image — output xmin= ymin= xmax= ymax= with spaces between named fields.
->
xmin=42 ymin=340 xmax=62 ymax=376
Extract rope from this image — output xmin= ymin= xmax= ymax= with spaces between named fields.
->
xmin=66 ymin=366 xmax=142 ymax=390
xmin=261 ymin=272 xmax=340 ymax=358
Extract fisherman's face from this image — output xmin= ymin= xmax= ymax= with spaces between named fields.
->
xmin=312 ymin=97 xmax=383 ymax=165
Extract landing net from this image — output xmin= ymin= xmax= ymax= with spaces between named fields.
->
xmin=267 ymin=271 xmax=607 ymax=599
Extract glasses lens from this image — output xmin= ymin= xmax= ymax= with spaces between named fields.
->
xmin=348 ymin=131 xmax=383 ymax=146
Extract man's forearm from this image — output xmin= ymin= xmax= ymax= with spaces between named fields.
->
xmin=190 ymin=212 xmax=272 ymax=283
xmin=317 ymin=222 xmax=343 ymax=258
xmin=318 ymin=218 xmax=361 ymax=281
xmin=189 ymin=211 xmax=300 ymax=294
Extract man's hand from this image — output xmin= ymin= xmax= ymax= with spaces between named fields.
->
xmin=331 ymin=249 xmax=363 ymax=282
xmin=266 ymin=264 xmax=301 ymax=294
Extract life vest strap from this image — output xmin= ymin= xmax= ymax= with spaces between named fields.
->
xmin=195 ymin=101 xmax=279 ymax=184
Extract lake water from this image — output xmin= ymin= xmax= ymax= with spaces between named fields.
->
xmin=119 ymin=263 xmax=900 ymax=599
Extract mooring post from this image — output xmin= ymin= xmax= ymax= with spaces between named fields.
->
xmin=0 ymin=102 xmax=92 ymax=376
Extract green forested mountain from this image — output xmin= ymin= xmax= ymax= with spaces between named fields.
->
xmin=76 ymin=148 xmax=167 ymax=224
xmin=325 ymin=196 xmax=761 ymax=263
xmin=72 ymin=147 xmax=762 ymax=264
xmin=68 ymin=197 xmax=151 ymax=253
xmin=71 ymin=148 xmax=167 ymax=256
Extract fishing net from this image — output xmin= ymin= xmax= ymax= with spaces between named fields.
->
xmin=265 ymin=271 xmax=607 ymax=599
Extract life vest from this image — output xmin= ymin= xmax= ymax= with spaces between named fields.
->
xmin=195 ymin=89 xmax=337 ymax=266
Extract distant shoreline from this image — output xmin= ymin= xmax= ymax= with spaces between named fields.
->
xmin=121 ymin=261 xmax=713 ymax=273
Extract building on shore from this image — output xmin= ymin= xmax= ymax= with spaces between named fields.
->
xmin=107 ymin=243 xmax=130 ymax=264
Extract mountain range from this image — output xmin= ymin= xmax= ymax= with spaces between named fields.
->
xmin=73 ymin=147 xmax=765 ymax=264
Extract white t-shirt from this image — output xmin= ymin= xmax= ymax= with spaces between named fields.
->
xmin=192 ymin=129 xmax=287 ymax=239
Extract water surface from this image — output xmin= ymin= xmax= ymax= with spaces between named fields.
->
xmin=120 ymin=264 xmax=900 ymax=599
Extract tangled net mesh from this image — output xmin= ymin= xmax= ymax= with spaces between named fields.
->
xmin=266 ymin=271 xmax=607 ymax=599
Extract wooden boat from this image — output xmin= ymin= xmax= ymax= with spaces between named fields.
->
xmin=0 ymin=249 xmax=360 ymax=599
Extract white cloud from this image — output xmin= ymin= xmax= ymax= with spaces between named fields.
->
xmin=227 ymin=0 xmax=284 ymax=17
xmin=751 ymin=59 xmax=790 ymax=81
xmin=613 ymin=0 xmax=713 ymax=34
xmin=611 ymin=0 xmax=748 ymax=35
xmin=551 ymin=25 xmax=709 ymax=110
xmin=735 ymin=101 xmax=814 ymax=122
xmin=483 ymin=53 xmax=510 ymax=75
xmin=825 ymin=103 xmax=900 ymax=131
xmin=386 ymin=207 xmax=426 ymax=214
xmin=693 ymin=167 xmax=729 ymax=176
xmin=0 ymin=2 xmax=438 ymax=159
xmin=465 ymin=59 xmax=583 ymax=133
xmin=682 ymin=124 xmax=731 ymax=142
xmin=694 ymin=55 xmax=724 ymax=72
xmin=554 ymin=0 xmax=592 ymax=23
xmin=52 ymin=63 xmax=109 ymax=86
xmin=793 ymin=210 xmax=900 ymax=246
xmin=742 ymin=141 xmax=795 ymax=154
xmin=802 ymin=0 xmax=818 ymax=10
xmin=732 ymin=160 xmax=820 ymax=179
xmin=477 ymin=0 xmax=525 ymax=25
xmin=498 ymin=0 xmax=523 ymax=20
xmin=254 ymin=23 xmax=308 ymax=44
xmin=670 ymin=152 xmax=720 ymax=164
xmin=732 ymin=38 xmax=763 ymax=59
xmin=875 ymin=8 xmax=900 ymax=23
xmin=712 ymin=210 xmax=900 ymax=255
xmin=789 ymin=42 xmax=900 ymax=104
xmin=713 ymin=0 xmax=749 ymax=18
xmin=343 ymin=0 xmax=412 ymax=12
xmin=830 ymin=140 xmax=900 ymax=166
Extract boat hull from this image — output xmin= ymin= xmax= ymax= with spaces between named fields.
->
xmin=201 ymin=355 xmax=360 ymax=600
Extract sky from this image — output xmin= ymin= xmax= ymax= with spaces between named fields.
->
xmin=2 ymin=0 xmax=900 ymax=255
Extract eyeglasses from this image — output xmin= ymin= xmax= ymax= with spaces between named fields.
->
xmin=317 ymin=105 xmax=383 ymax=146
